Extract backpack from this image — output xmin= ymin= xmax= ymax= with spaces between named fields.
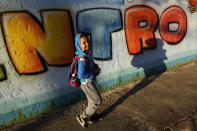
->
xmin=68 ymin=55 xmax=87 ymax=87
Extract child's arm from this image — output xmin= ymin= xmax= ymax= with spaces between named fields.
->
xmin=78 ymin=58 xmax=92 ymax=79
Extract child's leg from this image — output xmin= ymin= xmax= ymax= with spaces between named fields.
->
xmin=80 ymin=80 xmax=102 ymax=119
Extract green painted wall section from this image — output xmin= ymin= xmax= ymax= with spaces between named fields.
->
xmin=0 ymin=65 xmax=6 ymax=81
xmin=0 ymin=93 xmax=83 ymax=128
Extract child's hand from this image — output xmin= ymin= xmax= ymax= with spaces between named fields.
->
xmin=93 ymin=64 xmax=101 ymax=76
xmin=93 ymin=68 xmax=100 ymax=75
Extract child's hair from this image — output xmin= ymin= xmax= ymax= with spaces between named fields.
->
xmin=80 ymin=33 xmax=90 ymax=43
xmin=80 ymin=33 xmax=88 ymax=38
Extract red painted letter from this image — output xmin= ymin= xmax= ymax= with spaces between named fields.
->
xmin=125 ymin=5 xmax=158 ymax=54
xmin=189 ymin=0 xmax=197 ymax=6
xmin=159 ymin=6 xmax=187 ymax=44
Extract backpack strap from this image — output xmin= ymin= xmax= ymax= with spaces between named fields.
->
xmin=73 ymin=56 xmax=79 ymax=75
xmin=78 ymin=57 xmax=86 ymax=61
xmin=77 ymin=54 xmax=87 ymax=63
xmin=72 ymin=55 xmax=88 ymax=77
xmin=72 ymin=56 xmax=86 ymax=74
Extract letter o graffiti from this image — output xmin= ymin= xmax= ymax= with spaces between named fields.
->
xmin=159 ymin=6 xmax=187 ymax=44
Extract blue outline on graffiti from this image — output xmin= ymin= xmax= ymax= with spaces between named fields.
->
xmin=77 ymin=8 xmax=123 ymax=60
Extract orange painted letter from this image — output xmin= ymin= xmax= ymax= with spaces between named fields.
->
xmin=125 ymin=5 xmax=158 ymax=54
xmin=159 ymin=6 xmax=187 ymax=44
xmin=2 ymin=10 xmax=74 ymax=74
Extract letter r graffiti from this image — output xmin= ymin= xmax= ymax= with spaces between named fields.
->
xmin=125 ymin=5 xmax=158 ymax=54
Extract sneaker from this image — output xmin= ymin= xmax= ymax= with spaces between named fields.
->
xmin=88 ymin=113 xmax=103 ymax=124
xmin=76 ymin=115 xmax=87 ymax=128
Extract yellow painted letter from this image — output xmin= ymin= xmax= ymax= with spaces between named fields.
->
xmin=2 ymin=10 xmax=74 ymax=74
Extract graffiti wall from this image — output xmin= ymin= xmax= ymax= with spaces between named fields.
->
xmin=0 ymin=0 xmax=196 ymax=127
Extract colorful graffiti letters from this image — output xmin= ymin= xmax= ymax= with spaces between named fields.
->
xmin=125 ymin=5 xmax=158 ymax=54
xmin=159 ymin=6 xmax=187 ymax=44
xmin=2 ymin=10 xmax=74 ymax=74
xmin=0 ymin=5 xmax=187 ymax=80
xmin=77 ymin=9 xmax=122 ymax=60
xmin=125 ymin=5 xmax=187 ymax=54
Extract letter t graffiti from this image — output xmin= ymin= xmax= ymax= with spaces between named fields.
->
xmin=77 ymin=9 xmax=122 ymax=60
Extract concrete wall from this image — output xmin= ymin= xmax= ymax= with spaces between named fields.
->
xmin=0 ymin=0 xmax=196 ymax=127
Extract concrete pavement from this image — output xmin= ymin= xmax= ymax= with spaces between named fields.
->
xmin=3 ymin=60 xmax=197 ymax=131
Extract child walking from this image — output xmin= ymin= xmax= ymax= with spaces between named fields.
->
xmin=74 ymin=33 xmax=102 ymax=127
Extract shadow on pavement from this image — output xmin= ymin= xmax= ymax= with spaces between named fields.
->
xmin=100 ymin=38 xmax=167 ymax=119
